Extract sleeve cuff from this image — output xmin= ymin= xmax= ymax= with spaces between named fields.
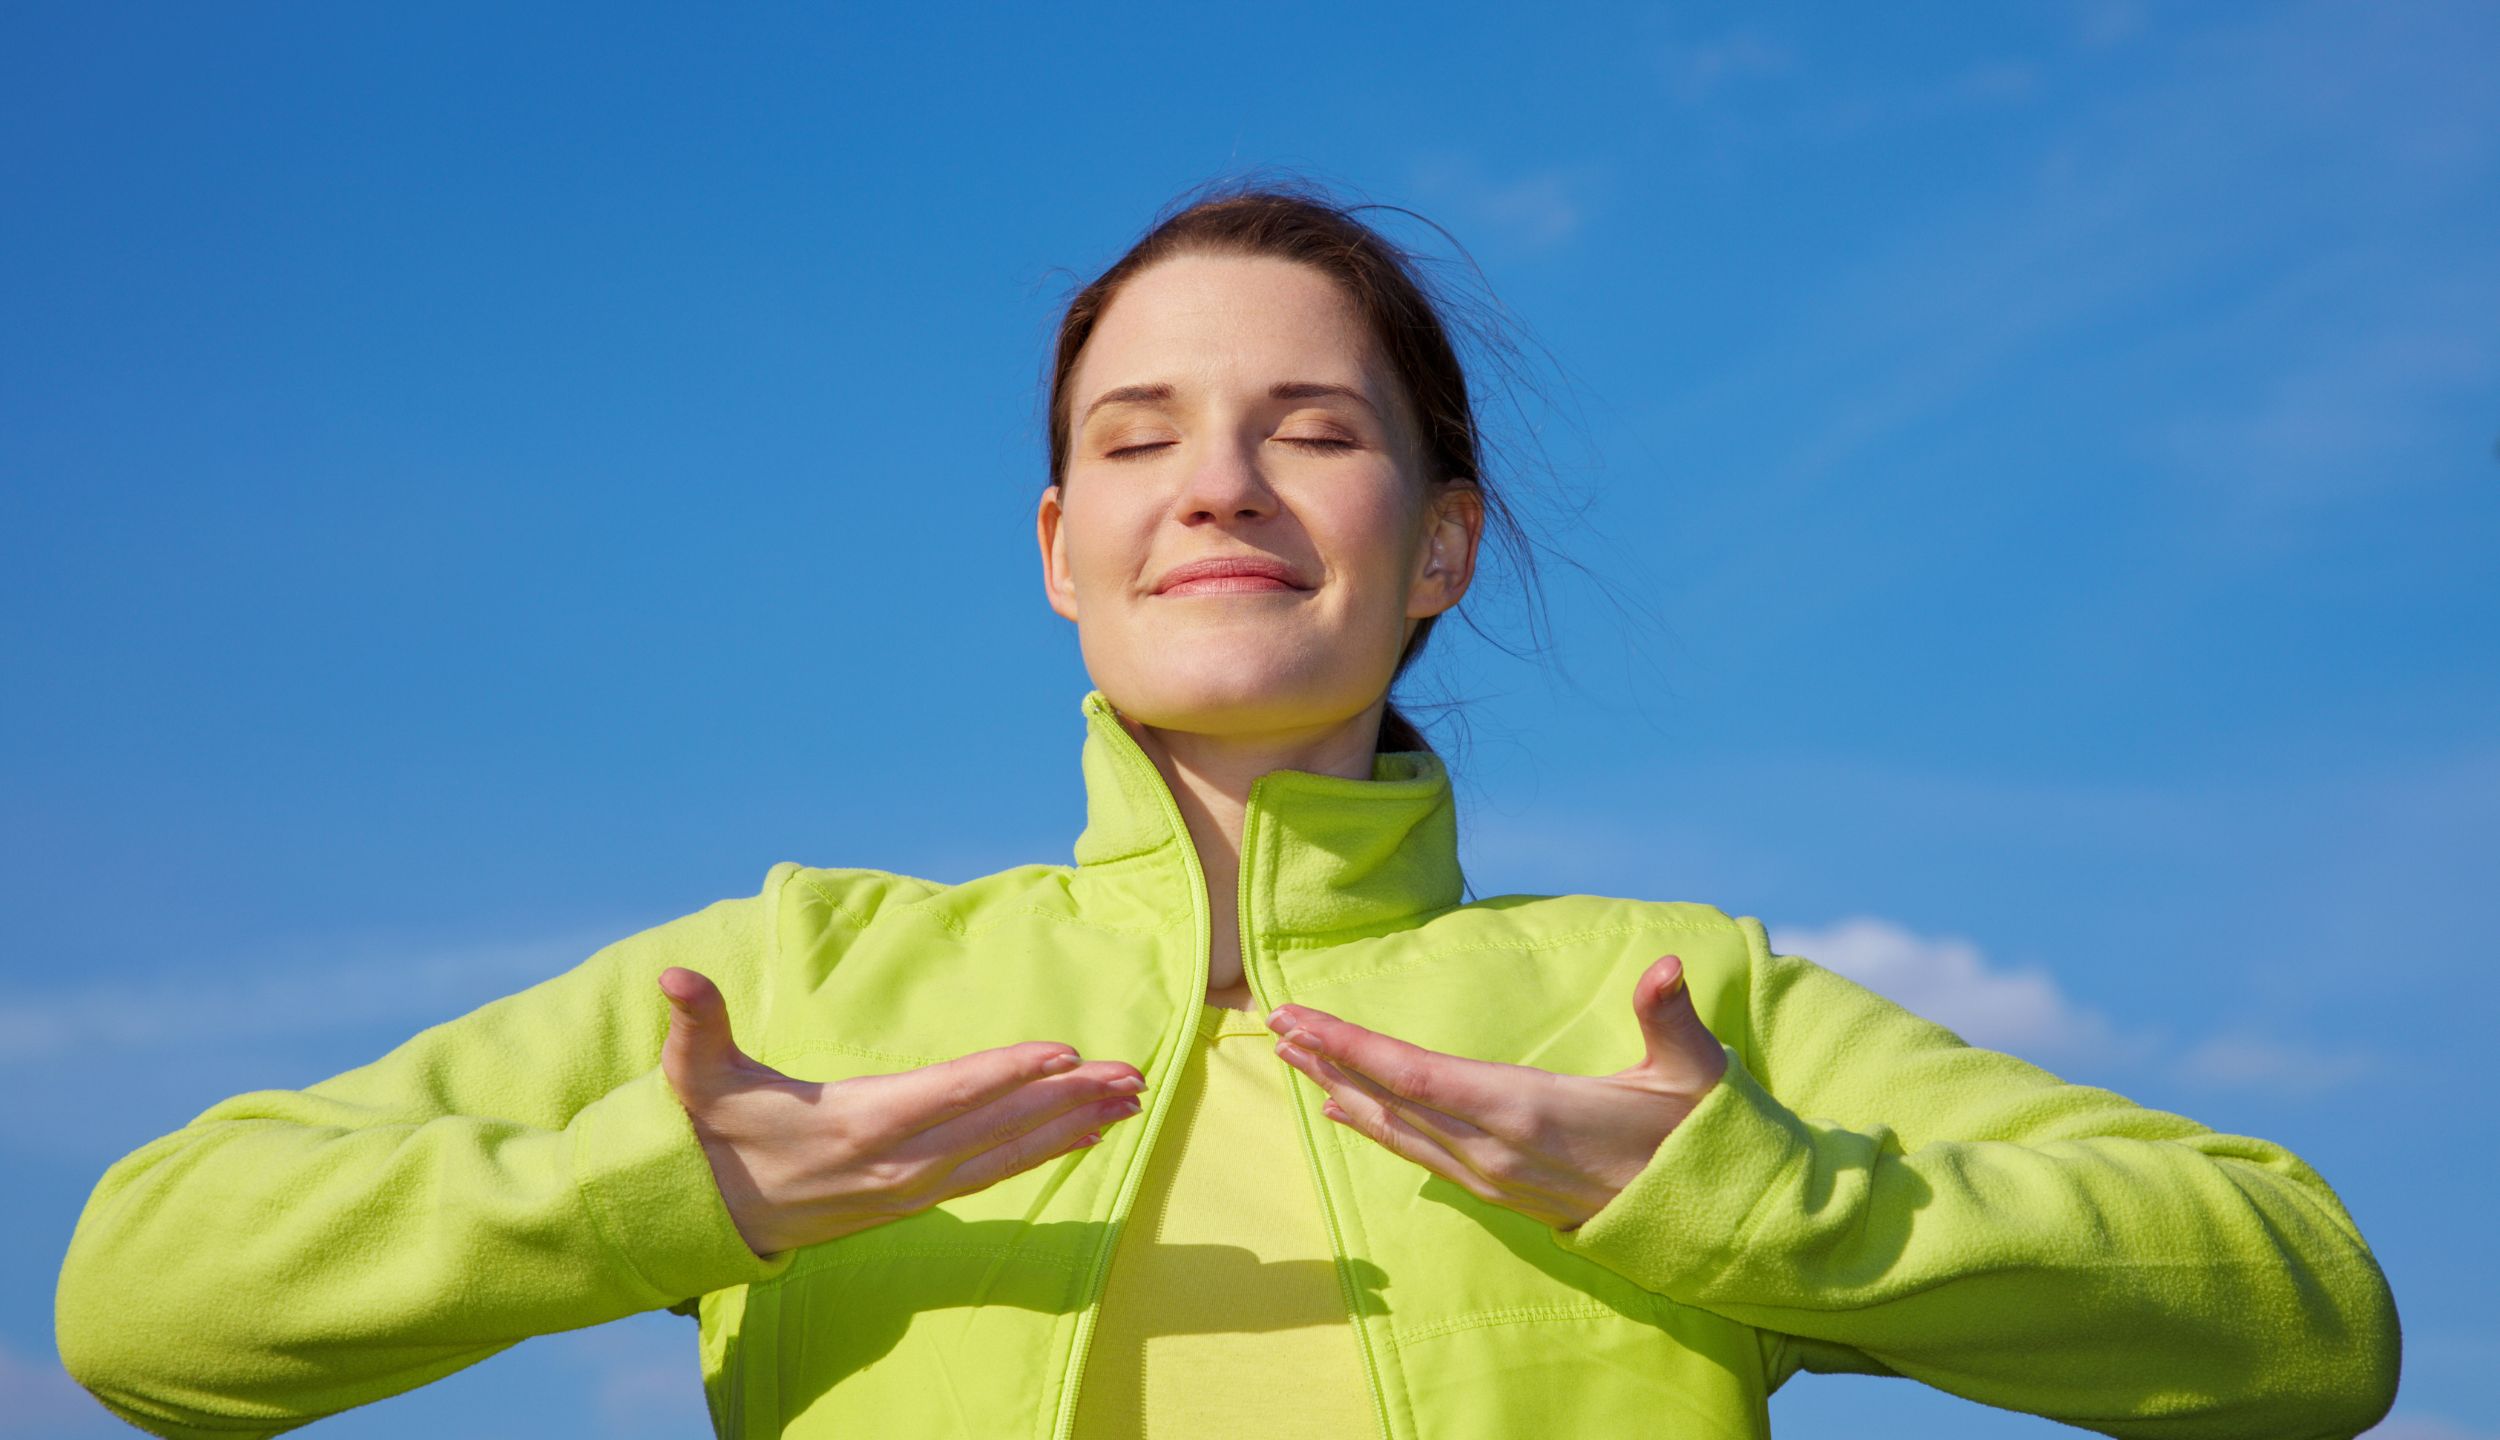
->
xmin=1546 ymin=1045 xmax=1815 ymax=1299
xmin=571 ymin=1066 xmax=797 ymax=1304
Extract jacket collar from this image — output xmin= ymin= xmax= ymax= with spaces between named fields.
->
xmin=1068 ymin=689 xmax=1464 ymax=941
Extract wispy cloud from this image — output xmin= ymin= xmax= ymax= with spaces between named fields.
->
xmin=542 ymin=1311 xmax=713 ymax=1435
xmin=2073 ymin=0 xmax=2148 ymax=51
xmin=1643 ymin=0 xmax=2500 ymax=584
xmin=1657 ymin=28 xmax=1795 ymax=106
xmin=2361 ymin=1416 xmax=2500 ymax=1440
xmin=0 ymin=928 xmax=618 ymax=1064
xmin=2175 ymin=1033 xmax=2374 ymax=1095
xmin=2159 ymin=266 xmax=2500 ymax=546
xmin=1405 ymin=154 xmax=1604 ymax=254
xmin=1767 ymin=913 xmax=2373 ymax=1093
xmin=0 ymin=1339 xmax=111 ymax=1437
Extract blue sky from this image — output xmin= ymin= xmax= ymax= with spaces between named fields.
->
xmin=4 ymin=3 xmax=2494 ymax=1436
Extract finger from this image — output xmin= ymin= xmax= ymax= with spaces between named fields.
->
xmin=909 ymin=1055 xmax=1145 ymax=1159
xmin=659 ymin=967 xmax=764 ymax=1093
xmin=883 ymin=1043 xmax=1130 ymax=1143
xmin=1276 ymin=1037 xmax=1488 ymax=1155
xmin=1631 ymin=954 xmax=1724 ymax=1085
xmin=1290 ymin=1049 xmax=1507 ymax=1207
xmin=929 ymin=1088 xmax=1145 ymax=1200
xmin=1270 ymin=1007 xmax=1522 ymax=1137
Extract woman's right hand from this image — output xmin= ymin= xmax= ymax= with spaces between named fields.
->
xmin=655 ymin=967 xmax=1148 ymax=1259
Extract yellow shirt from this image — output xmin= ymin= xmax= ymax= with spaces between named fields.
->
xmin=1070 ymin=1001 xmax=1379 ymax=1438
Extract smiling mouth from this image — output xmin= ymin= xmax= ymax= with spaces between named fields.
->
xmin=1159 ymin=575 xmax=1303 ymax=597
xmin=1151 ymin=551 xmax=1311 ymax=594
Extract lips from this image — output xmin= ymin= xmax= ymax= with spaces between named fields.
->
xmin=1152 ymin=555 xmax=1309 ymax=595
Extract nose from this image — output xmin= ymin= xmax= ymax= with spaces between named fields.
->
xmin=1172 ymin=434 xmax=1277 ymax=524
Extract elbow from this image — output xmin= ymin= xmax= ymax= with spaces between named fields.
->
xmin=55 ymin=1302 xmax=280 ymax=1440
xmin=55 ymin=1227 xmax=128 ymax=1405
xmin=56 ymin=1203 xmax=282 ymax=1440
xmin=2277 ymin=1254 xmax=2402 ymax=1440
xmin=2333 ymin=1270 xmax=2403 ymax=1438
xmin=55 ymin=1244 xmax=178 ymax=1438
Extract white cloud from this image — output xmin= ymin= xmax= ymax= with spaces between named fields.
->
xmin=1767 ymin=915 xmax=2127 ymax=1064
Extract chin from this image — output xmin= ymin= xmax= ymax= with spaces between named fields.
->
xmin=1092 ymin=654 xmax=1382 ymax=738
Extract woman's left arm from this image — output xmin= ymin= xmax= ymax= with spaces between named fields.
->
xmin=1268 ymin=914 xmax=2400 ymax=1436
xmin=1547 ymin=916 xmax=2401 ymax=1440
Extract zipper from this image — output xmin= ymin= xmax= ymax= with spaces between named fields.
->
xmin=1236 ymin=776 xmax=1397 ymax=1440
xmin=1045 ymin=721 xmax=1215 ymax=1440
xmin=1046 ymin=723 xmax=1395 ymax=1440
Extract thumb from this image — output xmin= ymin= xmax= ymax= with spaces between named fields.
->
xmin=1633 ymin=954 xmax=1721 ymax=1081
xmin=659 ymin=966 xmax=756 ymax=1094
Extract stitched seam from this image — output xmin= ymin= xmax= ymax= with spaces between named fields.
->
xmin=941 ymin=905 xmax=1180 ymax=939
xmin=1390 ymin=1302 xmax=1625 ymax=1346
xmin=793 ymin=874 xmax=1180 ymax=940
xmin=1267 ymin=910 xmax=1721 ymax=952
xmin=1699 ymin=917 xmax=1789 ymax=1293
xmin=791 ymin=876 xmax=880 ymax=932
xmin=570 ymin=1089 xmax=673 ymax=1308
xmin=1294 ymin=918 xmax=1735 ymax=991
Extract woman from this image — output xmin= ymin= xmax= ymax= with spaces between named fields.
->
xmin=56 ymin=182 xmax=2400 ymax=1439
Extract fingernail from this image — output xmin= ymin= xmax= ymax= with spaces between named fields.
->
xmin=1043 ymin=1053 xmax=1081 ymax=1074
xmin=1108 ymin=1075 xmax=1145 ymax=1094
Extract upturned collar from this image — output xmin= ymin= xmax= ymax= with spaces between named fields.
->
xmin=1068 ymin=689 xmax=1464 ymax=941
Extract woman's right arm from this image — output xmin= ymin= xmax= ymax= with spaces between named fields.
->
xmin=53 ymin=868 xmax=800 ymax=1440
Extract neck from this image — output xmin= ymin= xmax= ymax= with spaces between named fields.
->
xmin=1115 ymin=701 xmax=1386 ymax=1000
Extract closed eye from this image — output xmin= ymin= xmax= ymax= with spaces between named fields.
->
xmin=1104 ymin=437 xmax=1357 ymax=459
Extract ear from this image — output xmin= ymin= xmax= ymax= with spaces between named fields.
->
xmin=1030 ymin=490 xmax=1080 ymax=620
xmin=1405 ymin=482 xmax=1484 ymax=620
xmin=1037 ymin=484 xmax=1080 ymax=622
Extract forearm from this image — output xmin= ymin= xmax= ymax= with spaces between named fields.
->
xmin=55 ymin=1067 xmax=781 ymax=1438
xmin=1557 ymin=1052 xmax=2399 ymax=1438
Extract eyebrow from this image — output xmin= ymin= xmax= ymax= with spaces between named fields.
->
xmin=1081 ymin=380 xmax=1380 ymax=424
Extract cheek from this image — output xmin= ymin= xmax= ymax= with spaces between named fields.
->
xmin=1058 ymin=487 xmax=1146 ymax=584
xmin=1320 ymin=484 xmax=1426 ymax=589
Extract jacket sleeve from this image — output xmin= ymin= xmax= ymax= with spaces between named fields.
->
xmin=1549 ymin=913 xmax=2401 ymax=1440
xmin=53 ymin=864 xmax=803 ymax=1440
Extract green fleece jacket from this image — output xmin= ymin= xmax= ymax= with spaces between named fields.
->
xmin=56 ymin=689 xmax=2400 ymax=1439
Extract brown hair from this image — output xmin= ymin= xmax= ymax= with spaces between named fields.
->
xmin=1043 ymin=173 xmax=1546 ymax=760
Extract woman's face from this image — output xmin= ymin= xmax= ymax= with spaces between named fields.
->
xmin=1038 ymin=252 xmax=1479 ymax=741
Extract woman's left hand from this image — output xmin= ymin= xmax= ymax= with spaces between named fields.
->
xmin=1265 ymin=953 xmax=1728 ymax=1232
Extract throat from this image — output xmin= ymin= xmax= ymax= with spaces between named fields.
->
xmin=1204 ymin=903 xmax=1257 ymax=1010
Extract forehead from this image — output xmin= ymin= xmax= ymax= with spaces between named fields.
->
xmin=1072 ymin=252 xmax=1385 ymax=407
